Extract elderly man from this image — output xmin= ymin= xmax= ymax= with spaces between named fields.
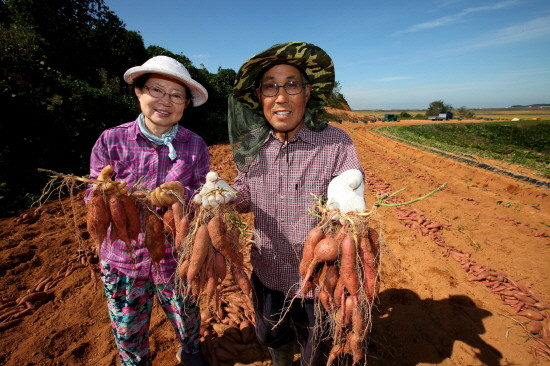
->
xmin=206 ymin=42 xmax=365 ymax=366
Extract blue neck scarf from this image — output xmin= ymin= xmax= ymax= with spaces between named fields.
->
xmin=138 ymin=114 xmax=179 ymax=161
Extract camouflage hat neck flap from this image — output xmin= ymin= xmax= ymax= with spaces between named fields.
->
xmin=229 ymin=42 xmax=335 ymax=172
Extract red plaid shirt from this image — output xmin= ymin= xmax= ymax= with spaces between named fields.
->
xmin=89 ymin=117 xmax=210 ymax=283
xmin=234 ymin=124 xmax=363 ymax=296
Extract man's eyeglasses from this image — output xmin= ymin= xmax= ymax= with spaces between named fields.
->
xmin=258 ymin=81 xmax=308 ymax=97
xmin=143 ymin=85 xmax=187 ymax=104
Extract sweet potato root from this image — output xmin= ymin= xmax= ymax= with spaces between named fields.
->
xmin=144 ymin=211 xmax=165 ymax=264
xmin=187 ymin=225 xmax=211 ymax=280
xmin=86 ymin=193 xmax=111 ymax=252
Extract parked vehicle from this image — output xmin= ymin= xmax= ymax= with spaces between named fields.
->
xmin=428 ymin=111 xmax=453 ymax=121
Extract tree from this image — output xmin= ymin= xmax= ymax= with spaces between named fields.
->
xmin=426 ymin=100 xmax=453 ymax=117
xmin=327 ymin=81 xmax=350 ymax=110
xmin=455 ymin=106 xmax=475 ymax=119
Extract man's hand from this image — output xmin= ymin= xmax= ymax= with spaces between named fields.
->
xmin=149 ymin=181 xmax=185 ymax=207
xmin=93 ymin=165 xmax=128 ymax=196
xmin=193 ymin=171 xmax=236 ymax=209
xmin=326 ymin=169 xmax=366 ymax=220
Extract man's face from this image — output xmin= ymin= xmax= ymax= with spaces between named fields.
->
xmin=255 ymin=64 xmax=312 ymax=141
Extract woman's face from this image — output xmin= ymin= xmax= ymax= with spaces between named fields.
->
xmin=135 ymin=74 xmax=190 ymax=136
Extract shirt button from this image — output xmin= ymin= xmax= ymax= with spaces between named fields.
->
xmin=280 ymin=195 xmax=284 ymax=199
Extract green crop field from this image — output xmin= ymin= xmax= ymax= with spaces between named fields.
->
xmin=378 ymin=120 xmax=550 ymax=179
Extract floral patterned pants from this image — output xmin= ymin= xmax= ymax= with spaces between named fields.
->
xmin=100 ymin=261 xmax=201 ymax=366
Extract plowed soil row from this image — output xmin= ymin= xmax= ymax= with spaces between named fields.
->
xmin=0 ymin=118 xmax=548 ymax=365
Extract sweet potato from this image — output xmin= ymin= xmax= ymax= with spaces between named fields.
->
xmin=333 ymin=276 xmax=345 ymax=308
xmin=175 ymin=214 xmax=189 ymax=252
xmin=108 ymin=196 xmax=131 ymax=248
xmin=517 ymin=309 xmax=545 ymax=321
xmin=340 ymin=234 xmax=360 ymax=295
xmin=230 ymin=265 xmax=252 ymax=298
xmin=203 ymin=249 xmax=217 ymax=304
xmin=172 ymin=201 xmax=188 ymax=251
xmin=86 ymin=193 xmax=111 ymax=252
xmin=163 ymin=208 xmax=175 ymax=237
xmin=299 ymin=237 xmax=339 ymax=293
xmin=208 ymin=215 xmax=244 ymax=268
xmin=214 ymin=250 xmax=228 ymax=282
xmin=178 ymin=259 xmax=189 ymax=282
xmin=348 ymin=332 xmax=365 ymax=365
xmin=187 ymin=225 xmax=211 ymax=280
xmin=327 ymin=343 xmax=347 ymax=366
xmin=144 ymin=212 xmax=165 ymax=264
xmin=119 ymin=195 xmax=140 ymax=243
xmin=358 ymin=234 xmax=379 ymax=301
xmin=300 ymin=226 xmax=325 ymax=277
xmin=323 ymin=262 xmax=339 ymax=295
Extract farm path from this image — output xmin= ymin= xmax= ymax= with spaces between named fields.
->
xmin=0 ymin=117 xmax=548 ymax=365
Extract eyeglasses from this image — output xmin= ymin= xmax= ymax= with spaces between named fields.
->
xmin=143 ymin=85 xmax=187 ymax=104
xmin=258 ymin=81 xmax=308 ymax=97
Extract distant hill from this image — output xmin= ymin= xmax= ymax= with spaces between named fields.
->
xmin=510 ymin=104 xmax=550 ymax=108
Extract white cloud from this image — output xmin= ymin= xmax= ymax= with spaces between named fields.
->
xmin=396 ymin=0 xmax=519 ymax=34
xmin=444 ymin=15 xmax=550 ymax=53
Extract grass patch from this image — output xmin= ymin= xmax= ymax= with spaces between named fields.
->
xmin=379 ymin=121 xmax=550 ymax=178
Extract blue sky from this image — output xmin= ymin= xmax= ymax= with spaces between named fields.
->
xmin=106 ymin=0 xmax=550 ymax=110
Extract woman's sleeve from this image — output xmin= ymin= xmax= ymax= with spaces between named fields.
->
xmin=185 ymin=139 xmax=210 ymax=199
xmin=86 ymin=133 xmax=110 ymax=201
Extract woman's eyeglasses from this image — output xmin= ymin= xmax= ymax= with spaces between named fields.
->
xmin=143 ymin=85 xmax=187 ymax=104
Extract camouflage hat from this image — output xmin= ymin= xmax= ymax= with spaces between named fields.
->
xmin=233 ymin=42 xmax=335 ymax=114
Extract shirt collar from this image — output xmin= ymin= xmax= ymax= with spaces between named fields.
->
xmin=129 ymin=116 xmax=190 ymax=143
xmin=267 ymin=123 xmax=318 ymax=146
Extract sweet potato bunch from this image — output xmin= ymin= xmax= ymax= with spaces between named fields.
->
xmin=177 ymin=204 xmax=252 ymax=314
xmin=298 ymin=215 xmax=381 ymax=365
xmin=86 ymin=190 xmax=140 ymax=255
xmin=86 ymin=166 xmax=188 ymax=264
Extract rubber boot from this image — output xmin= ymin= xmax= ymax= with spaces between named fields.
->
xmin=176 ymin=347 xmax=208 ymax=366
xmin=268 ymin=341 xmax=295 ymax=366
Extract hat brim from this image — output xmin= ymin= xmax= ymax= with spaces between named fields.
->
xmin=233 ymin=42 xmax=335 ymax=113
xmin=124 ymin=66 xmax=208 ymax=107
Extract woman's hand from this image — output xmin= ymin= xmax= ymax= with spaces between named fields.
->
xmin=149 ymin=181 xmax=185 ymax=207
xmin=93 ymin=165 xmax=129 ymax=196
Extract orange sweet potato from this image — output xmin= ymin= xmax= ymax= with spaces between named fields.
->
xmin=340 ymin=234 xmax=360 ymax=295
xmin=187 ymin=225 xmax=211 ymax=280
xmin=86 ymin=193 xmax=111 ymax=252
xmin=108 ymin=196 xmax=131 ymax=249
xmin=144 ymin=211 xmax=165 ymax=264
xmin=119 ymin=194 xmax=140 ymax=243
xmin=208 ymin=215 xmax=244 ymax=268
xmin=300 ymin=226 xmax=325 ymax=277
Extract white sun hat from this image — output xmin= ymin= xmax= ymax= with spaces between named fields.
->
xmin=124 ymin=55 xmax=208 ymax=106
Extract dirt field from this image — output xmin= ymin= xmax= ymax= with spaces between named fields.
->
xmin=1 ymin=115 xmax=549 ymax=366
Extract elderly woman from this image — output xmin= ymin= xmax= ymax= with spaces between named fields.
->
xmin=88 ymin=56 xmax=209 ymax=366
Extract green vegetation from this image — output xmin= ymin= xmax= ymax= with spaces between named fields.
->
xmin=426 ymin=100 xmax=453 ymax=117
xmin=356 ymin=108 xmax=550 ymax=121
xmin=380 ymin=121 xmax=550 ymax=178
xmin=0 ymin=0 xmax=350 ymax=217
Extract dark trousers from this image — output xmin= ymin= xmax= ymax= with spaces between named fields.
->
xmin=251 ymin=273 xmax=332 ymax=366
